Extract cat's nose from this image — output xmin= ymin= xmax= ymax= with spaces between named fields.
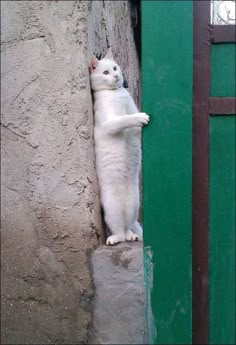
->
xmin=114 ymin=75 xmax=119 ymax=80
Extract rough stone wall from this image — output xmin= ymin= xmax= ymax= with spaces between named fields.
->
xmin=87 ymin=0 xmax=141 ymax=108
xmin=1 ymin=1 xmax=140 ymax=344
xmin=90 ymin=243 xmax=145 ymax=344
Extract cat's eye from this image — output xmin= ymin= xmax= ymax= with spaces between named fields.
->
xmin=113 ymin=66 xmax=117 ymax=71
xmin=103 ymin=70 xmax=109 ymax=75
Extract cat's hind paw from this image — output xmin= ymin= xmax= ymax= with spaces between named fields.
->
xmin=125 ymin=229 xmax=139 ymax=242
xmin=131 ymin=221 xmax=143 ymax=241
xmin=106 ymin=234 xmax=125 ymax=246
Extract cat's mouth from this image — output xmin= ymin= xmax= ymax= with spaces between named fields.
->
xmin=109 ymin=85 xmax=120 ymax=90
xmin=115 ymin=78 xmax=123 ymax=86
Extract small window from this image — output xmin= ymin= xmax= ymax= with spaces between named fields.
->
xmin=211 ymin=0 xmax=236 ymax=25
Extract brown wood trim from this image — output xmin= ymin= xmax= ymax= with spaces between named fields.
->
xmin=193 ymin=1 xmax=210 ymax=344
xmin=209 ymin=25 xmax=236 ymax=43
xmin=209 ymin=97 xmax=236 ymax=115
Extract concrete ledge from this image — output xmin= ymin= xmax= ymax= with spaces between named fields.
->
xmin=89 ymin=242 xmax=145 ymax=344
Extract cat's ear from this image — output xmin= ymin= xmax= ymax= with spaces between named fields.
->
xmin=89 ymin=56 xmax=98 ymax=73
xmin=104 ymin=47 xmax=114 ymax=60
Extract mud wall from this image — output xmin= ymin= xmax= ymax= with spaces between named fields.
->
xmin=1 ymin=1 xmax=140 ymax=343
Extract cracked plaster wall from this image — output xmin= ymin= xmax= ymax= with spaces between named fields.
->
xmin=1 ymin=1 xmax=140 ymax=344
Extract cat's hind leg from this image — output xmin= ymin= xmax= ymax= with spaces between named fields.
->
xmin=124 ymin=184 xmax=141 ymax=241
xmin=102 ymin=187 xmax=126 ymax=246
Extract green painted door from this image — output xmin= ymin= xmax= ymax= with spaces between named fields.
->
xmin=209 ymin=43 xmax=235 ymax=345
xmin=142 ymin=1 xmax=235 ymax=344
xmin=142 ymin=1 xmax=193 ymax=344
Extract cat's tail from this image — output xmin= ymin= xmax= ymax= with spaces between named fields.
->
xmin=131 ymin=221 xmax=143 ymax=241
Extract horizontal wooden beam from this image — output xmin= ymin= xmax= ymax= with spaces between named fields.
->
xmin=209 ymin=97 xmax=236 ymax=115
xmin=209 ymin=25 xmax=236 ymax=43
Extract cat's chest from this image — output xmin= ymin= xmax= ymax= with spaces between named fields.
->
xmin=107 ymin=91 xmax=129 ymax=114
xmin=95 ymin=89 xmax=130 ymax=115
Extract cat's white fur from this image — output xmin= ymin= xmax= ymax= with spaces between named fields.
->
xmin=90 ymin=48 xmax=149 ymax=245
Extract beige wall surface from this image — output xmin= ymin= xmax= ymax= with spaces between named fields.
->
xmin=1 ymin=1 xmax=140 ymax=343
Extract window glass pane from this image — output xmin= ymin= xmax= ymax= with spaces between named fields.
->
xmin=211 ymin=0 xmax=236 ymax=25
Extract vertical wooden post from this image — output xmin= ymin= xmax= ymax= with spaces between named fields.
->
xmin=192 ymin=1 xmax=211 ymax=344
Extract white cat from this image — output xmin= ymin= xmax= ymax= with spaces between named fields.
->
xmin=89 ymin=48 xmax=149 ymax=245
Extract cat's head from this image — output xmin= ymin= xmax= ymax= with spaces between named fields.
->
xmin=89 ymin=48 xmax=124 ymax=91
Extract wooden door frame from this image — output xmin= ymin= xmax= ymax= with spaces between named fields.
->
xmin=192 ymin=1 xmax=236 ymax=343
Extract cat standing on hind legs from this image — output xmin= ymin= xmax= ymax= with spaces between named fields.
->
xmin=89 ymin=48 xmax=150 ymax=245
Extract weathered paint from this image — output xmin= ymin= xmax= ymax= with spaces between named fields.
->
xmin=142 ymin=1 xmax=192 ymax=344
xmin=209 ymin=116 xmax=236 ymax=345
xmin=143 ymin=246 xmax=156 ymax=344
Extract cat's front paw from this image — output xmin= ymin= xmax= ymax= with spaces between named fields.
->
xmin=106 ymin=234 xmax=125 ymax=246
xmin=136 ymin=113 xmax=150 ymax=127
xmin=125 ymin=229 xmax=139 ymax=242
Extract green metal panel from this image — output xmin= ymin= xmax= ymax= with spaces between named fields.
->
xmin=142 ymin=1 xmax=193 ymax=344
xmin=210 ymin=39 xmax=236 ymax=345
xmin=209 ymin=116 xmax=236 ymax=345
xmin=211 ymin=44 xmax=236 ymax=97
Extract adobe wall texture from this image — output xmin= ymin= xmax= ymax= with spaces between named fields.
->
xmin=1 ymin=1 xmax=140 ymax=344
xmin=90 ymin=243 xmax=145 ymax=344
